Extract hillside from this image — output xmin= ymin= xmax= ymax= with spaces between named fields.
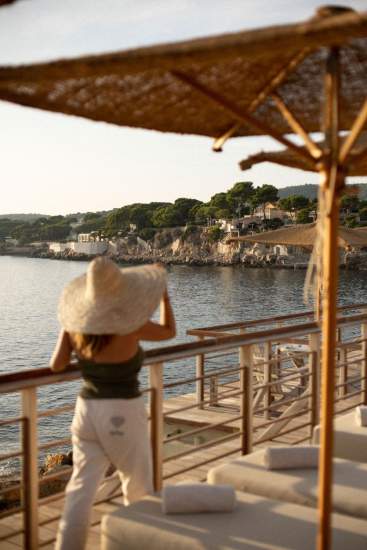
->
xmin=0 ymin=213 xmax=49 ymax=222
xmin=279 ymin=183 xmax=367 ymax=200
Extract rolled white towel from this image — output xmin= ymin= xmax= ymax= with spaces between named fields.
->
xmin=355 ymin=405 xmax=367 ymax=427
xmin=162 ymin=484 xmax=236 ymax=514
xmin=264 ymin=446 xmax=319 ymax=470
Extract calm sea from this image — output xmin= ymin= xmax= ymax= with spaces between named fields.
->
xmin=1 ymin=256 xmax=366 ymax=473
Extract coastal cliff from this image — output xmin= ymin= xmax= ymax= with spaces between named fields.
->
xmin=4 ymin=226 xmax=366 ymax=269
xmin=29 ymin=226 xmax=245 ymax=266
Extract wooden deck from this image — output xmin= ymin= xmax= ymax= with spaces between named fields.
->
xmin=0 ymin=385 xmax=362 ymax=549
xmin=0 ymin=337 xmax=364 ymax=548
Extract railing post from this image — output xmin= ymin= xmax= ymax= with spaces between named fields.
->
xmin=309 ymin=350 xmax=318 ymax=440
xmin=239 ymin=344 xmax=253 ymax=455
xmin=309 ymin=333 xmax=321 ymax=426
xmin=209 ymin=375 xmax=218 ymax=407
xmin=196 ymin=336 xmax=205 ymax=409
xmin=21 ymin=387 xmax=39 ymax=550
xmin=361 ymin=321 xmax=367 ymax=405
xmin=263 ymin=342 xmax=272 ymax=419
xmin=338 ymin=347 xmax=347 ymax=397
xmin=149 ymin=363 xmax=164 ymax=492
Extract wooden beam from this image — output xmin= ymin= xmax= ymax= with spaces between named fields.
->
xmin=212 ymin=123 xmax=240 ymax=152
xmin=212 ymin=48 xmax=309 ymax=152
xmin=339 ymin=96 xmax=367 ymax=164
xmin=172 ymin=70 xmax=315 ymax=165
xmin=318 ymin=46 xmax=342 ymax=550
xmin=271 ymin=92 xmax=322 ymax=160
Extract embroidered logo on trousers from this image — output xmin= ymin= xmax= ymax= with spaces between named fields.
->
xmin=109 ymin=416 xmax=125 ymax=436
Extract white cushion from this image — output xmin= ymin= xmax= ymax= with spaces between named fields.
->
xmin=207 ymin=449 xmax=367 ymax=519
xmin=101 ymin=491 xmax=367 ymax=550
xmin=313 ymin=411 xmax=367 ymax=462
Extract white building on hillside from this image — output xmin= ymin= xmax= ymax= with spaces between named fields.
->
xmin=49 ymin=242 xmax=70 ymax=253
xmin=78 ymin=232 xmax=107 ymax=243
xmin=253 ymin=202 xmax=288 ymax=220
xmin=49 ymin=240 xmax=109 ymax=255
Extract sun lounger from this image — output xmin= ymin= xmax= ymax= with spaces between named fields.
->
xmin=101 ymin=491 xmax=367 ymax=550
xmin=313 ymin=410 xmax=367 ymax=462
xmin=207 ymin=448 xmax=367 ymax=519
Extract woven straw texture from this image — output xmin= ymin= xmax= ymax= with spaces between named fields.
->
xmin=0 ymin=9 xmax=366 ymax=138
xmin=231 ymin=224 xmax=367 ymax=248
xmin=58 ymin=258 xmax=167 ymax=335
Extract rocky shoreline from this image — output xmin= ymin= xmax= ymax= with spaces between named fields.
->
xmin=1 ymin=248 xmax=308 ymax=268
xmin=0 ymin=452 xmax=73 ymax=511
xmin=2 ymin=226 xmax=367 ymax=269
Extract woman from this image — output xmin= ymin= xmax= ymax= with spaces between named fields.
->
xmin=50 ymin=257 xmax=176 ymax=550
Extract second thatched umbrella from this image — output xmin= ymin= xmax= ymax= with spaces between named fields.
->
xmin=229 ymin=223 xmax=367 ymax=248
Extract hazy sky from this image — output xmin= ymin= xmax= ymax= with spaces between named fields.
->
xmin=0 ymin=0 xmax=366 ymax=215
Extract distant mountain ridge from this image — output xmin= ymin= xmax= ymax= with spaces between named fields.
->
xmin=0 ymin=213 xmax=49 ymax=222
xmin=278 ymin=183 xmax=367 ymax=200
xmin=2 ymin=184 xmax=367 ymax=221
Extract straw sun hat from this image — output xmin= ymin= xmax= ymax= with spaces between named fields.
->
xmin=58 ymin=257 xmax=167 ymax=335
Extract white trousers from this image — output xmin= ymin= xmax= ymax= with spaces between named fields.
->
xmin=55 ymin=396 xmax=153 ymax=550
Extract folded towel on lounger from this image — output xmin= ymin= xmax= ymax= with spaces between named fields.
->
xmin=264 ymin=446 xmax=319 ymax=470
xmin=162 ymin=484 xmax=236 ymax=514
xmin=355 ymin=406 xmax=367 ymax=427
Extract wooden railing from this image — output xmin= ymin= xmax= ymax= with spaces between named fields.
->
xmin=1 ymin=303 xmax=367 ymax=548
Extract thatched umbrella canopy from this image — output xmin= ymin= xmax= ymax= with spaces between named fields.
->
xmin=239 ymin=133 xmax=367 ymax=175
xmin=0 ymin=7 xmax=365 ymax=149
xmin=1 ymin=6 xmax=367 ymax=550
xmin=230 ymin=223 xmax=367 ymax=248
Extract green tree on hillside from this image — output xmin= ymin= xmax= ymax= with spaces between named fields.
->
xmin=251 ymin=184 xmax=279 ymax=218
xmin=190 ymin=205 xmax=221 ymax=224
xmin=128 ymin=205 xmax=153 ymax=228
xmin=340 ymin=194 xmax=359 ymax=215
xmin=83 ymin=212 xmax=103 ymax=222
xmin=278 ymin=195 xmax=309 ymax=213
xmin=209 ymin=193 xmax=230 ymax=210
xmin=174 ymin=198 xmax=202 ymax=219
xmin=76 ymin=217 xmax=106 ymax=234
xmin=296 ymin=208 xmax=313 ymax=224
xmin=226 ymin=181 xmax=254 ymax=214
xmin=152 ymin=205 xmax=185 ymax=227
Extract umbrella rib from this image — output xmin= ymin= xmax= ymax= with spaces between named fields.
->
xmin=212 ymin=123 xmax=240 ymax=152
xmin=271 ymin=92 xmax=323 ymax=159
xmin=339 ymin=96 xmax=367 ymax=164
xmin=171 ymin=69 xmax=316 ymax=165
xmin=212 ymin=48 xmax=310 ymax=152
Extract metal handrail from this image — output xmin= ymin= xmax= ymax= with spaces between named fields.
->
xmin=187 ymin=302 xmax=367 ymax=334
xmin=1 ymin=307 xmax=366 ymax=395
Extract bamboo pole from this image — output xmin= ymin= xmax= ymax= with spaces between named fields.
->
xmin=271 ymin=92 xmax=322 ymax=159
xmin=339 ymin=96 xmax=367 ymax=164
xmin=317 ymin=46 xmax=344 ymax=550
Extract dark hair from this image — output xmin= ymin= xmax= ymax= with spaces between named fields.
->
xmin=71 ymin=333 xmax=112 ymax=359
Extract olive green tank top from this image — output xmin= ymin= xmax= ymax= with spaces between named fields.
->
xmin=78 ymin=347 xmax=144 ymax=399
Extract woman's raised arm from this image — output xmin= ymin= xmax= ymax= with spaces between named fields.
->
xmin=50 ymin=329 xmax=73 ymax=371
xmin=136 ymin=290 xmax=176 ymax=341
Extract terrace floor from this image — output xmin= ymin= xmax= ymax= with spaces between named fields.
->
xmin=0 ymin=385 xmax=361 ymax=549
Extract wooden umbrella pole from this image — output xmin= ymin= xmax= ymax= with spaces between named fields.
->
xmin=317 ymin=46 xmax=343 ymax=550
